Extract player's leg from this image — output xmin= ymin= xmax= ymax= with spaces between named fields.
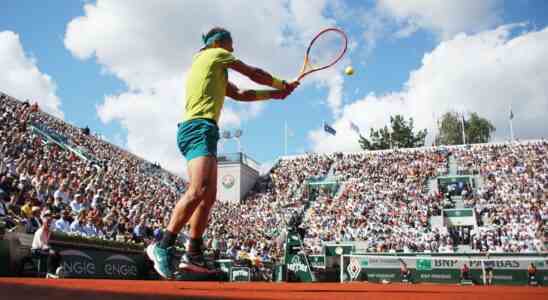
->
xmin=180 ymin=159 xmax=218 ymax=272
xmin=188 ymin=158 xmax=217 ymax=240
xmin=166 ymin=156 xmax=216 ymax=233
xmin=147 ymin=155 xmax=214 ymax=278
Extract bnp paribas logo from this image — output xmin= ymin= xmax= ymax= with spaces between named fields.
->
xmin=416 ymin=259 xmax=432 ymax=271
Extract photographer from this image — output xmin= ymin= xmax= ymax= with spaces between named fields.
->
xmin=31 ymin=210 xmax=62 ymax=278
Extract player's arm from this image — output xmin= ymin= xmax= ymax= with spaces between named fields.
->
xmin=226 ymin=82 xmax=289 ymax=102
xmin=227 ymin=60 xmax=299 ymax=92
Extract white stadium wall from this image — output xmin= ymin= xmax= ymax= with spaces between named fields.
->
xmin=217 ymin=153 xmax=260 ymax=203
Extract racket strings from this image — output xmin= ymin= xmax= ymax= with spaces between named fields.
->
xmin=307 ymin=31 xmax=346 ymax=68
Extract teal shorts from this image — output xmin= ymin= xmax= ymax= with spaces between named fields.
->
xmin=177 ymin=118 xmax=219 ymax=161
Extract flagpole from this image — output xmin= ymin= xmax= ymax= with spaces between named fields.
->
xmin=461 ymin=113 xmax=466 ymax=145
xmin=284 ymin=121 xmax=288 ymax=156
xmin=509 ymin=105 xmax=514 ymax=142
xmin=432 ymin=112 xmax=437 ymax=147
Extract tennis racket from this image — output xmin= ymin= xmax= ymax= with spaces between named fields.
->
xmin=296 ymin=28 xmax=348 ymax=81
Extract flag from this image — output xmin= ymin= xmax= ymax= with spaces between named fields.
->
xmin=349 ymin=121 xmax=360 ymax=135
xmin=509 ymin=107 xmax=514 ymax=120
xmin=323 ymin=122 xmax=337 ymax=136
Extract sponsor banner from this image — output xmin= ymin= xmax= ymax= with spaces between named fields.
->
xmin=341 ymin=255 xmax=548 ymax=285
xmin=308 ymin=255 xmax=325 ymax=268
xmin=347 ymin=256 xmax=548 ymax=270
xmin=57 ymin=246 xmax=145 ymax=279
xmin=231 ymin=267 xmax=251 ymax=282
xmin=286 ymin=254 xmax=313 ymax=282
xmin=216 ymin=259 xmax=233 ymax=275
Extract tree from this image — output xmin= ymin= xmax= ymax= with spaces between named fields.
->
xmin=465 ymin=113 xmax=496 ymax=144
xmin=359 ymin=115 xmax=428 ymax=150
xmin=435 ymin=112 xmax=495 ymax=145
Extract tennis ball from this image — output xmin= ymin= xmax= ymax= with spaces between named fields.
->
xmin=344 ymin=66 xmax=354 ymax=75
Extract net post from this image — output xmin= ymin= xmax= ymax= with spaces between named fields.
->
xmin=340 ymin=254 xmax=344 ymax=283
xmin=481 ymin=259 xmax=486 ymax=285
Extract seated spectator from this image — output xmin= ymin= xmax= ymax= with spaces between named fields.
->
xmin=25 ymin=206 xmax=42 ymax=233
xmin=102 ymin=213 xmax=118 ymax=240
xmin=115 ymin=216 xmax=130 ymax=241
xmin=132 ymin=215 xmax=151 ymax=243
xmin=83 ymin=213 xmax=103 ymax=237
xmin=53 ymin=183 xmax=71 ymax=208
xmin=31 ymin=210 xmax=62 ymax=279
xmin=20 ymin=198 xmax=34 ymax=219
xmin=91 ymin=189 xmax=104 ymax=209
xmin=70 ymin=193 xmax=86 ymax=214
xmin=43 ymin=194 xmax=60 ymax=216
xmin=0 ymin=189 xmax=17 ymax=228
xmin=70 ymin=211 xmax=87 ymax=236
xmin=54 ymin=209 xmax=72 ymax=233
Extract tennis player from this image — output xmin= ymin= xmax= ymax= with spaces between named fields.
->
xmin=147 ymin=27 xmax=299 ymax=279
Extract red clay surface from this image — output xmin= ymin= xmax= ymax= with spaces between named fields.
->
xmin=1 ymin=278 xmax=547 ymax=300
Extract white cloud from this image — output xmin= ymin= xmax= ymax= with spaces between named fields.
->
xmin=310 ymin=24 xmax=548 ymax=152
xmin=0 ymin=31 xmax=64 ymax=118
xmin=64 ymin=0 xmax=346 ymax=174
xmin=377 ymin=0 xmax=503 ymax=39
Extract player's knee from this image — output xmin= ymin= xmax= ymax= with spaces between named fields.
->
xmin=187 ymin=182 xmax=208 ymax=202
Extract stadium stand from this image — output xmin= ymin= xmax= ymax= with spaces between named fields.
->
xmin=0 ymin=92 xmax=185 ymax=247
xmin=1 ymin=91 xmax=546 ymax=272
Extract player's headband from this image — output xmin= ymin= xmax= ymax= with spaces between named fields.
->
xmin=202 ymin=31 xmax=231 ymax=46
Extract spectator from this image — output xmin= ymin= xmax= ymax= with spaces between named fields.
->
xmin=54 ymin=209 xmax=72 ymax=233
xmin=83 ymin=213 xmax=103 ymax=237
xmin=70 ymin=193 xmax=86 ymax=214
xmin=0 ymin=189 xmax=17 ymax=228
xmin=25 ymin=206 xmax=42 ymax=233
xmin=70 ymin=211 xmax=87 ymax=235
xmin=53 ymin=182 xmax=71 ymax=207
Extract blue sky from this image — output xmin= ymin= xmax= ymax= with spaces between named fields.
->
xmin=1 ymin=0 xmax=548 ymax=176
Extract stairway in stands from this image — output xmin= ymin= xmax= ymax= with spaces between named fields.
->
xmin=448 ymin=155 xmax=458 ymax=176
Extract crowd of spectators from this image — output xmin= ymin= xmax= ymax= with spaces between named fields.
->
xmin=0 ymin=93 xmax=185 ymax=247
xmin=303 ymin=150 xmax=452 ymax=253
xmin=453 ymin=143 xmax=547 ymax=252
xmin=1 ymin=92 xmax=546 ymax=267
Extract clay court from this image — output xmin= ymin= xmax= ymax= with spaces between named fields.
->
xmin=1 ymin=278 xmax=546 ymax=300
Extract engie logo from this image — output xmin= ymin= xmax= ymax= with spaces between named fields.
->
xmin=287 ymin=255 xmax=308 ymax=273
xmin=60 ymin=250 xmax=96 ymax=276
xmin=104 ymin=254 xmax=138 ymax=277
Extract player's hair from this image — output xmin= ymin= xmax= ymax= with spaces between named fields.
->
xmin=202 ymin=27 xmax=232 ymax=46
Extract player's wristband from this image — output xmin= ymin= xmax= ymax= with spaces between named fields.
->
xmin=255 ymin=90 xmax=271 ymax=100
xmin=271 ymin=77 xmax=286 ymax=90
